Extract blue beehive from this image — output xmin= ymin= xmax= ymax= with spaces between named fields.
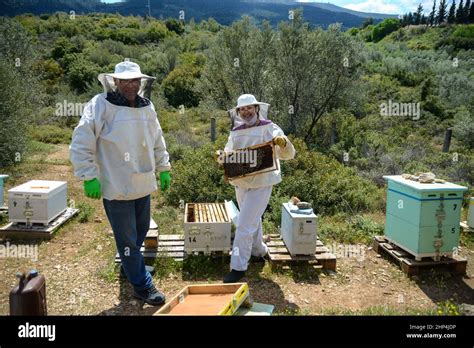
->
xmin=383 ymin=175 xmax=468 ymax=261
xmin=0 ymin=174 xmax=8 ymax=207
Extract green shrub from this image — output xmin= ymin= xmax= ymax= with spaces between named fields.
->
xmin=453 ymin=108 xmax=474 ymax=149
xmin=162 ymin=65 xmax=201 ymax=108
xmin=64 ymin=54 xmax=101 ymax=93
xmin=51 ymin=36 xmax=78 ymax=60
xmin=146 ymin=21 xmax=170 ymax=42
xmin=0 ymin=18 xmax=37 ymax=167
xmin=77 ymin=202 xmax=94 ymax=223
xmin=453 ymin=25 xmax=474 ymax=38
xmin=436 ymin=37 xmax=474 ymax=50
xmin=372 ymin=19 xmax=401 ymax=43
xmin=29 ymin=125 xmax=72 ymax=144
xmin=165 ymin=18 xmax=185 ymax=35
xmin=162 ymin=136 xmax=234 ymax=206
xmin=277 ymin=139 xmax=384 ymax=215
xmin=318 ymin=214 xmax=384 ymax=244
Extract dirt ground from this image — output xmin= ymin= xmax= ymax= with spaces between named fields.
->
xmin=1 ymin=144 xmax=473 ymax=316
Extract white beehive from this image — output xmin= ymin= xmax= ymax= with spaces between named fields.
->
xmin=280 ymin=202 xmax=318 ymax=256
xmin=8 ymin=180 xmax=67 ymax=225
xmin=184 ymin=202 xmax=234 ymax=254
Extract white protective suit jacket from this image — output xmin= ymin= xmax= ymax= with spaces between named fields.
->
xmin=224 ymin=121 xmax=295 ymax=189
xmin=69 ymin=93 xmax=170 ymax=201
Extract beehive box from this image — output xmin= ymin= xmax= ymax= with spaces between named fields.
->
xmin=155 ymin=283 xmax=249 ymax=316
xmin=0 ymin=174 xmax=8 ymax=207
xmin=8 ymin=180 xmax=67 ymax=226
xmin=383 ymin=175 xmax=467 ymax=260
xmin=184 ymin=202 xmax=233 ymax=254
xmin=280 ymin=203 xmax=318 ymax=256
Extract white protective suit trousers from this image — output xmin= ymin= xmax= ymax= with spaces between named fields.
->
xmin=230 ymin=185 xmax=273 ymax=271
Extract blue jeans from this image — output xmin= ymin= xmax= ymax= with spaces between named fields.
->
xmin=103 ymin=195 xmax=153 ymax=292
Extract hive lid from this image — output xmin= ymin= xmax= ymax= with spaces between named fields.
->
xmin=383 ymin=175 xmax=468 ymax=191
xmin=0 ymin=174 xmax=8 ymax=185
xmin=8 ymin=180 xmax=67 ymax=196
xmin=283 ymin=202 xmax=317 ymax=218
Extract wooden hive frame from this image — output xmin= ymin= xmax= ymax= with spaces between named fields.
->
xmin=223 ymin=140 xmax=278 ymax=182
xmin=186 ymin=203 xmax=230 ymax=223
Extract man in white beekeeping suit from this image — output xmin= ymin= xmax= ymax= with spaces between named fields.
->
xmin=69 ymin=60 xmax=171 ymax=305
xmin=219 ymin=94 xmax=296 ymax=283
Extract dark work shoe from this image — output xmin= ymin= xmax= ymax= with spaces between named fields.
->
xmin=250 ymin=255 xmax=267 ymax=263
xmin=133 ymin=285 xmax=166 ymax=306
xmin=223 ymin=269 xmax=246 ymax=283
xmin=250 ymin=249 xmax=270 ymax=263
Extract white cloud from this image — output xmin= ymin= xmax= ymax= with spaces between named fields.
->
xmin=343 ymin=0 xmax=402 ymax=14
xmin=297 ymin=0 xmax=436 ymax=15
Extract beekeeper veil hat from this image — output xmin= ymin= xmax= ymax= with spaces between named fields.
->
xmin=98 ymin=60 xmax=156 ymax=99
xmin=227 ymin=94 xmax=270 ymax=129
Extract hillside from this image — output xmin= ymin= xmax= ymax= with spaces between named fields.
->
xmin=0 ymin=0 xmax=393 ymax=28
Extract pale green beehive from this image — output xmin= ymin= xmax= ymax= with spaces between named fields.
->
xmin=383 ymin=175 xmax=468 ymax=260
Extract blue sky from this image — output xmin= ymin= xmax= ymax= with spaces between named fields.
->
xmin=101 ymin=0 xmax=434 ymax=15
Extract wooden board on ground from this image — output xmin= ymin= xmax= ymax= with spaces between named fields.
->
xmin=0 ymin=208 xmax=79 ymax=240
xmin=266 ymin=234 xmax=337 ymax=271
xmin=144 ymin=228 xmax=159 ymax=249
xmin=372 ymin=235 xmax=467 ymax=276
xmin=114 ymin=234 xmax=231 ymax=263
xmin=109 ymin=218 xmax=158 ymax=236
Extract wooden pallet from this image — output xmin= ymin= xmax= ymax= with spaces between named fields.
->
xmin=0 ymin=208 xmax=79 ymax=240
xmin=266 ymin=234 xmax=337 ymax=271
xmin=372 ymin=235 xmax=467 ymax=276
xmin=115 ymin=234 xmax=231 ymax=263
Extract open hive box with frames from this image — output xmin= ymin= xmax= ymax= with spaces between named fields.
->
xmin=184 ymin=201 xmax=238 ymax=254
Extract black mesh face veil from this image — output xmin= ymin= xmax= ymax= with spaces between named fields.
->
xmin=98 ymin=74 xmax=156 ymax=99
xmin=227 ymin=103 xmax=270 ymax=129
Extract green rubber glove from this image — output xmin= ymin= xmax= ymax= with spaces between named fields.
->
xmin=84 ymin=178 xmax=101 ymax=199
xmin=159 ymin=171 xmax=171 ymax=191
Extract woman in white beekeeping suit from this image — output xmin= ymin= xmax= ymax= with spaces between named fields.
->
xmin=220 ymin=94 xmax=295 ymax=283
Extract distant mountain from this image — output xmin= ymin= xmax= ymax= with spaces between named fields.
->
xmin=0 ymin=0 xmax=398 ymax=29
xmin=294 ymin=1 xmax=398 ymax=19
xmin=245 ymin=0 xmax=397 ymax=19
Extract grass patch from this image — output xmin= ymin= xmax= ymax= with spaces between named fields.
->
xmin=98 ymin=259 xmax=119 ymax=283
xmin=460 ymin=230 xmax=474 ymax=249
xmin=152 ymin=206 xmax=184 ymax=235
xmin=26 ymin=140 xmax=58 ymax=156
xmin=152 ymin=256 xmax=182 ymax=279
xmin=28 ymin=125 xmax=72 ymax=144
xmin=318 ymin=214 xmax=384 ymax=245
xmin=181 ymin=254 xmax=228 ymax=281
xmin=320 ymin=305 xmax=437 ymax=316
xmin=436 ymin=299 xmax=460 ymax=316
xmin=76 ymin=201 xmax=95 ymax=223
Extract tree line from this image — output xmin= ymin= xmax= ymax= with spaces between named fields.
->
xmin=401 ymin=0 xmax=474 ymax=26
